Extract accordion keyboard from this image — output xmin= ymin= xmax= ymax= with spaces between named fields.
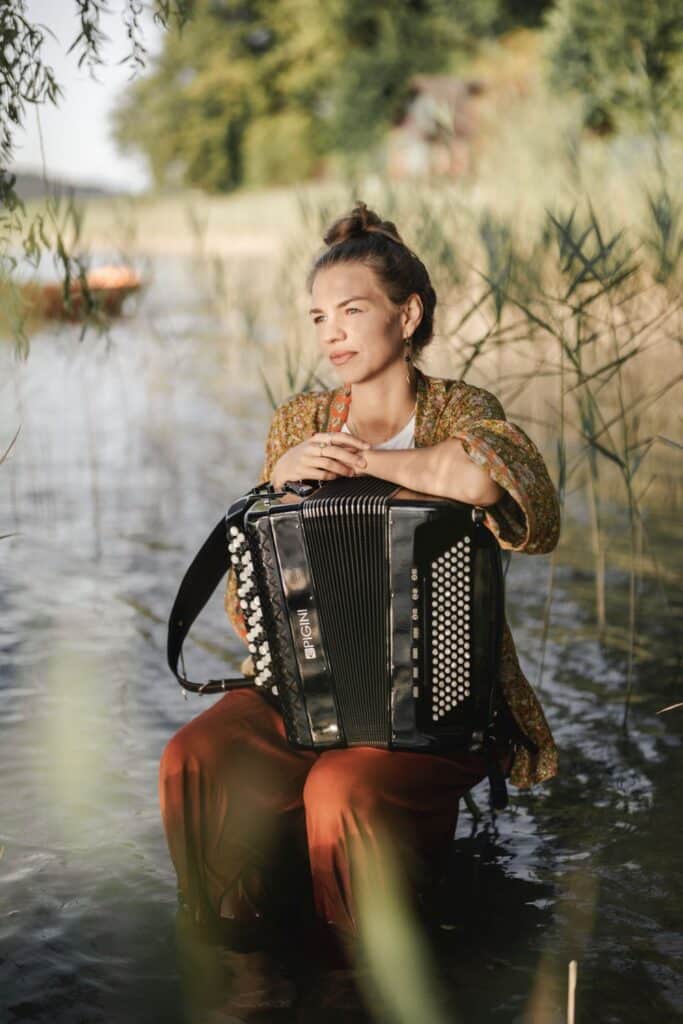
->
xmin=428 ymin=537 xmax=472 ymax=720
xmin=228 ymin=525 xmax=274 ymax=690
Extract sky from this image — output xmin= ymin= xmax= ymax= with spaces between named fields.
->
xmin=11 ymin=0 xmax=164 ymax=193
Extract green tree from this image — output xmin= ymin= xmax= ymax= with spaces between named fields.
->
xmin=113 ymin=0 xmax=512 ymax=192
xmin=545 ymin=0 xmax=683 ymax=132
xmin=113 ymin=0 xmax=334 ymax=191
xmin=319 ymin=0 xmax=500 ymax=158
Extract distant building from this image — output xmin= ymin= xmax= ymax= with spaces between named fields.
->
xmin=386 ymin=74 xmax=485 ymax=179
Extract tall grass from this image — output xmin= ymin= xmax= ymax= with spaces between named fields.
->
xmin=6 ymin=130 xmax=682 ymax=710
xmin=217 ymin=161 xmax=682 ymax=715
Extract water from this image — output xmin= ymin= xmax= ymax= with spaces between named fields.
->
xmin=1 ymin=263 xmax=681 ymax=1023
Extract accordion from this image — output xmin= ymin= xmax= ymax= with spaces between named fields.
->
xmin=168 ymin=477 xmax=507 ymax=769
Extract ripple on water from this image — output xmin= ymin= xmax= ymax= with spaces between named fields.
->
xmin=1 ymin=285 xmax=681 ymax=1023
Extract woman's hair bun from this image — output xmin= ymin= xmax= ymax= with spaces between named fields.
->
xmin=310 ymin=199 xmax=437 ymax=356
xmin=323 ymin=201 xmax=404 ymax=248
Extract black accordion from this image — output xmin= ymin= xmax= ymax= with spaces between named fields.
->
xmin=168 ymin=478 xmax=511 ymax=805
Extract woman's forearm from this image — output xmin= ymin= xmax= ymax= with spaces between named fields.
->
xmin=362 ymin=438 xmax=504 ymax=506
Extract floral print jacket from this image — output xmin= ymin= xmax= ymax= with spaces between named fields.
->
xmin=225 ymin=368 xmax=560 ymax=789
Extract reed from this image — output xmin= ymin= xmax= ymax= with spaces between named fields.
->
xmin=5 ymin=132 xmax=680 ymax=704
xmin=227 ymin=169 xmax=682 ymax=709
xmin=0 ymin=425 xmax=20 ymax=541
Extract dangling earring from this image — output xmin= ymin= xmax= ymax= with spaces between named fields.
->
xmin=404 ymin=335 xmax=413 ymax=384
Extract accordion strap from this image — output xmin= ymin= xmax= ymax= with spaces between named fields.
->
xmin=167 ymin=515 xmax=256 ymax=696
xmin=484 ymin=731 xmax=509 ymax=811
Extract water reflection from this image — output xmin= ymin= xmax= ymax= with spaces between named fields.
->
xmin=0 ymin=258 xmax=680 ymax=1022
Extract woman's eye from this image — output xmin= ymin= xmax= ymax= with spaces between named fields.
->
xmin=312 ymin=308 xmax=361 ymax=323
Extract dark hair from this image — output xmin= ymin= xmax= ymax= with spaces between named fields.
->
xmin=306 ymin=201 xmax=437 ymax=355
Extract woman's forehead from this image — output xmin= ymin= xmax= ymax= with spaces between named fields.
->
xmin=311 ymin=262 xmax=382 ymax=301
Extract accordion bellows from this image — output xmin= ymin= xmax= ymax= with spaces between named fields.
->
xmin=227 ymin=477 xmax=505 ymax=754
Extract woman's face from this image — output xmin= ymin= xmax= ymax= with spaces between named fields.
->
xmin=309 ymin=262 xmax=417 ymax=385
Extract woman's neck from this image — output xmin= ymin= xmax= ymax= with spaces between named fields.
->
xmin=345 ymin=362 xmax=417 ymax=445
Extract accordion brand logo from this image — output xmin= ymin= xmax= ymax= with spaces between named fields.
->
xmin=297 ymin=608 xmax=317 ymax=660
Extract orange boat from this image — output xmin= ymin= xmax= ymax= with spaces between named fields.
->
xmin=24 ymin=265 xmax=143 ymax=320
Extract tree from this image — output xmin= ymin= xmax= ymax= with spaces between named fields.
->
xmin=113 ymin=0 xmax=333 ymax=190
xmin=545 ymin=0 xmax=683 ymax=133
xmin=113 ymin=0 xmax=512 ymax=192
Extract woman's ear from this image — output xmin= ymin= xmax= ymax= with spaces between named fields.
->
xmin=403 ymin=292 xmax=423 ymax=335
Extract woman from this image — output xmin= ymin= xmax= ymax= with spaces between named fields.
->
xmin=160 ymin=202 xmax=560 ymax=963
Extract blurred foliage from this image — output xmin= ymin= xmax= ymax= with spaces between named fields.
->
xmin=0 ymin=0 xmax=187 ymax=343
xmin=0 ymin=2 xmax=61 ymax=266
xmin=545 ymin=0 xmax=683 ymax=133
xmin=113 ymin=0 xmax=549 ymax=191
xmin=114 ymin=0 xmax=331 ymax=191
xmin=243 ymin=110 xmax=319 ymax=186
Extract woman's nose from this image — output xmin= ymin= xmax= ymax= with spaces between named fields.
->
xmin=323 ymin=318 xmax=345 ymax=345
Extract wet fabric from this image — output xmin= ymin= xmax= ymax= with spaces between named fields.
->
xmin=159 ymin=688 xmax=496 ymax=938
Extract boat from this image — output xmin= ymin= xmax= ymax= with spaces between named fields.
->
xmin=22 ymin=265 xmax=143 ymax=320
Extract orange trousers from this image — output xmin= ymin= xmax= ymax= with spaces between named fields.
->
xmin=159 ymin=688 xmax=498 ymax=941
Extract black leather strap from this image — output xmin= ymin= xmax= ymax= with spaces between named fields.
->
xmin=166 ymin=481 xmax=312 ymax=696
xmin=167 ymin=514 xmax=255 ymax=695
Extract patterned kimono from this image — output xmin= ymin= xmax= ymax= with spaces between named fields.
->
xmin=225 ymin=368 xmax=560 ymax=789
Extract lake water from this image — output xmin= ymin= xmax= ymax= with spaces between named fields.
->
xmin=1 ymin=262 xmax=681 ymax=1023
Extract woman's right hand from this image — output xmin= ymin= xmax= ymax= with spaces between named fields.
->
xmin=271 ymin=432 xmax=370 ymax=490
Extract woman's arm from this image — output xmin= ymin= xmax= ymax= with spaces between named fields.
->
xmin=362 ymin=440 xmax=504 ymax=506
xmin=404 ymin=381 xmax=560 ymax=555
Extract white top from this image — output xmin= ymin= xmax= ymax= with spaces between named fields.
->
xmin=341 ymin=411 xmax=416 ymax=450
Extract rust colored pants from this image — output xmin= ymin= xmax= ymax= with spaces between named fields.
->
xmin=159 ymin=688 xmax=496 ymax=941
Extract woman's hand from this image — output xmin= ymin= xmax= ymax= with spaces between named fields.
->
xmin=362 ymin=440 xmax=504 ymax=507
xmin=271 ymin=432 xmax=370 ymax=490
xmin=270 ymin=428 xmax=370 ymax=483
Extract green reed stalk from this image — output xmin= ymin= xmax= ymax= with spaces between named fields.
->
xmin=244 ymin=183 xmax=680 ymax=710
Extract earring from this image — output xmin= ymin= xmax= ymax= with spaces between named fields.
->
xmin=404 ymin=335 xmax=413 ymax=384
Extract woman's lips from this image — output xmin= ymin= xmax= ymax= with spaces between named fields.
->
xmin=330 ymin=352 xmax=356 ymax=366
